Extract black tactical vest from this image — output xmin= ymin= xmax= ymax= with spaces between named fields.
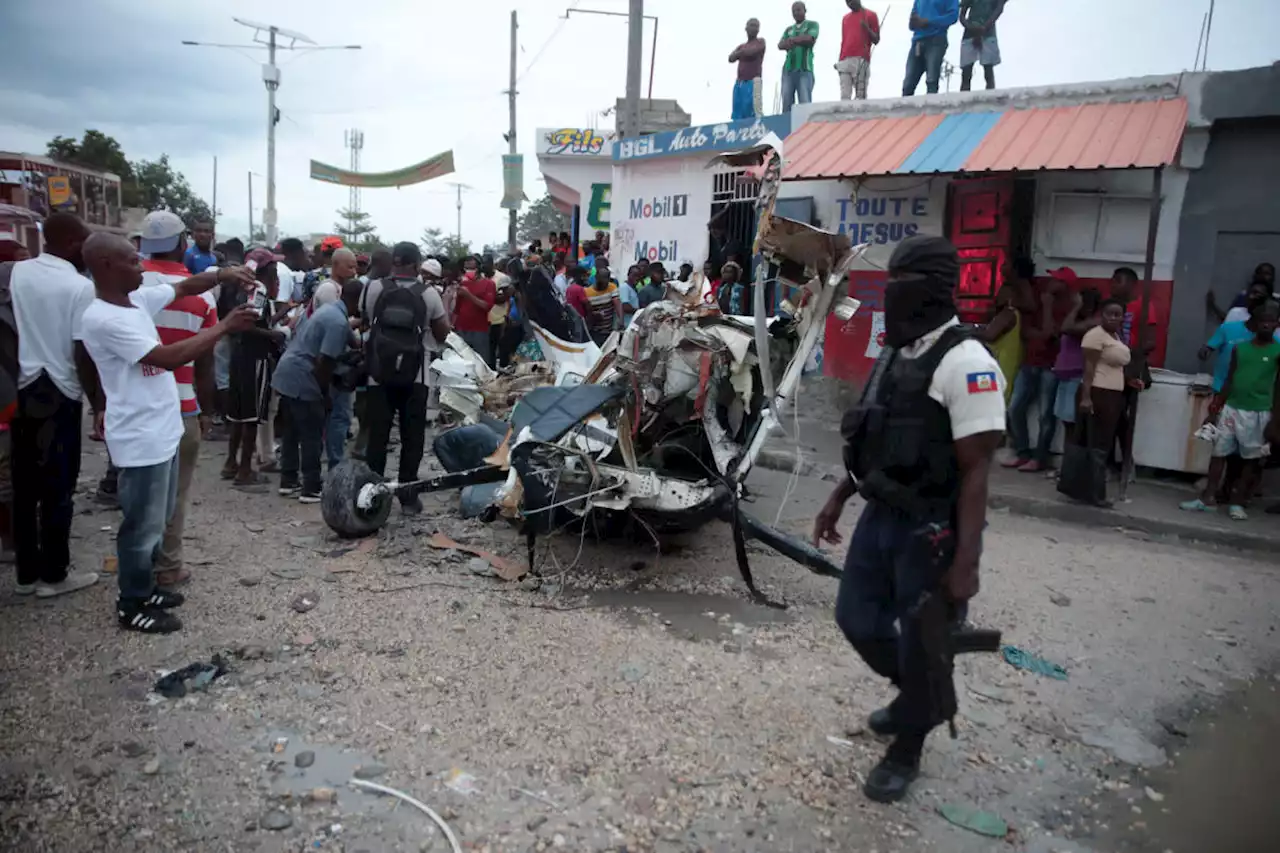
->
xmin=841 ymin=326 xmax=970 ymax=520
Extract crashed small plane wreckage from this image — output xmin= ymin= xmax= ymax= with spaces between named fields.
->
xmin=321 ymin=136 xmax=864 ymax=606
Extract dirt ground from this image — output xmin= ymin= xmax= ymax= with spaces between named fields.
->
xmin=1 ymin=431 xmax=1278 ymax=853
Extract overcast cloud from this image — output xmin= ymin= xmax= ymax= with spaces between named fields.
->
xmin=1 ymin=0 xmax=1275 ymax=247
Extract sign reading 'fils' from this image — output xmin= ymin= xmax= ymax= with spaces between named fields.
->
xmin=836 ymin=195 xmax=929 ymax=245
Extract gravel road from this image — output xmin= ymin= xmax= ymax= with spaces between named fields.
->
xmin=1 ymin=437 xmax=1277 ymax=852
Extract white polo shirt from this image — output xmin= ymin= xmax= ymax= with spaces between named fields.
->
xmin=900 ymin=317 xmax=1007 ymax=440
xmin=10 ymin=253 xmax=97 ymax=399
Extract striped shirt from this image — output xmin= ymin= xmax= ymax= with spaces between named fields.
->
xmin=140 ymin=260 xmax=217 ymax=416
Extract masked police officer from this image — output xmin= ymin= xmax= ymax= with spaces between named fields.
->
xmin=813 ymin=235 xmax=1006 ymax=803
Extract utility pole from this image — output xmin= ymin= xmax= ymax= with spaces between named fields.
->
xmin=507 ymin=10 xmax=519 ymax=253
xmin=344 ymin=128 xmax=364 ymax=223
xmin=248 ymin=171 xmax=254 ymax=240
xmin=447 ymin=182 xmax=473 ymax=245
xmin=264 ymin=27 xmax=279 ymax=245
xmin=182 ymin=18 xmax=361 ymax=246
xmin=624 ymin=0 xmax=644 ymax=138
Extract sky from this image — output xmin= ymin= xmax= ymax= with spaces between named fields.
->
xmin=1 ymin=0 xmax=1277 ymax=249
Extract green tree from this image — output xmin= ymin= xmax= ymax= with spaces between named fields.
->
xmin=130 ymin=156 xmax=214 ymax=226
xmin=334 ymin=207 xmax=378 ymax=247
xmin=44 ymin=131 xmax=214 ymax=226
xmin=420 ymin=227 xmax=472 ymax=260
xmin=516 ymin=193 xmax=569 ymax=244
xmin=46 ymin=130 xmax=132 ymax=179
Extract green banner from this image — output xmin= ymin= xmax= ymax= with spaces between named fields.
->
xmin=309 ymin=150 xmax=455 ymax=188
xmin=500 ymin=154 xmax=527 ymax=210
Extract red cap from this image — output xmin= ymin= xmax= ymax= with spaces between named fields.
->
xmin=321 ymin=236 xmax=344 ymax=251
xmin=1047 ymin=266 xmax=1079 ymax=285
xmin=245 ymin=247 xmax=284 ymax=268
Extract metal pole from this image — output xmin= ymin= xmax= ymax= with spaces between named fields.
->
xmin=624 ymin=0 xmax=644 ymax=138
xmin=248 ymin=172 xmax=254 ymax=240
xmin=1203 ymin=0 xmax=1215 ymax=70
xmin=507 ymin=9 xmax=519 ymax=253
xmin=265 ymin=27 xmax=279 ymax=246
xmin=1118 ymin=166 xmax=1164 ymax=503
xmin=456 ymin=183 xmax=463 ymax=243
xmin=1193 ymin=11 xmax=1207 ymax=72
xmin=647 ymin=16 xmax=657 ymax=101
xmin=212 ymin=155 xmax=218 ymax=227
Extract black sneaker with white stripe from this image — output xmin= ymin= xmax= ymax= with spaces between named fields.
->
xmin=144 ymin=589 xmax=186 ymax=609
xmin=118 ymin=603 xmax=183 ymax=634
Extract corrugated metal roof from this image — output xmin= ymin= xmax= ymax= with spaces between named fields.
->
xmin=782 ymin=114 xmax=943 ymax=179
xmin=782 ymin=97 xmax=1188 ymax=179
xmin=964 ymin=99 xmax=1189 ymax=171
xmin=899 ymin=112 xmax=1004 ymax=174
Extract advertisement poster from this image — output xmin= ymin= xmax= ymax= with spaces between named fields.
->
xmin=610 ymin=158 xmax=712 ymax=270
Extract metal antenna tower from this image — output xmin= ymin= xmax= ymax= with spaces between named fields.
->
xmin=344 ymin=128 xmax=364 ymax=218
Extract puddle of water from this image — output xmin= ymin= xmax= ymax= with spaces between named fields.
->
xmin=1096 ymin=675 xmax=1280 ymax=853
xmin=569 ymin=586 xmax=793 ymax=642
xmin=263 ymin=731 xmax=405 ymax=822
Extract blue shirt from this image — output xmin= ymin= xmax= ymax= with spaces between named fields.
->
xmin=618 ymin=282 xmax=640 ymax=326
xmin=272 ymin=301 xmax=351 ymax=401
xmin=184 ymin=246 xmax=217 ymax=274
xmin=912 ymin=0 xmax=960 ymax=40
xmin=1206 ymin=321 xmax=1280 ymax=392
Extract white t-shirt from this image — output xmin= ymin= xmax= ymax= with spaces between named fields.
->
xmin=900 ymin=317 xmax=1007 ymax=440
xmin=10 ymin=253 xmax=97 ymax=399
xmin=80 ymin=285 xmax=184 ymax=468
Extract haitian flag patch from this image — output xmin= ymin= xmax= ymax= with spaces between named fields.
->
xmin=966 ymin=371 xmax=998 ymax=394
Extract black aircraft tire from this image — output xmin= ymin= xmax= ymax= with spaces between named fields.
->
xmin=322 ymin=460 xmax=393 ymax=539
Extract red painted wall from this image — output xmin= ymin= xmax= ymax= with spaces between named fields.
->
xmin=822 ymin=272 xmax=1174 ymax=389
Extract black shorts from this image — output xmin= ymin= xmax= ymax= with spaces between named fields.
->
xmin=227 ymin=352 xmax=273 ymax=424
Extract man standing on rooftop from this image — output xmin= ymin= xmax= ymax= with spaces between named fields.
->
xmin=904 ymin=0 xmax=959 ymax=96
xmin=778 ymin=2 xmax=819 ymax=113
xmin=729 ymin=18 xmax=767 ymax=120
xmin=959 ymin=0 xmax=1005 ymax=91
xmin=837 ymin=0 xmax=881 ymax=101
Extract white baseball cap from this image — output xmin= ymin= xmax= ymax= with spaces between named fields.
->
xmin=139 ymin=210 xmax=185 ymax=254
xmin=421 ymin=258 xmax=443 ymax=278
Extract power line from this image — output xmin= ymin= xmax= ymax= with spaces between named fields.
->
xmin=515 ymin=0 xmax=582 ymax=84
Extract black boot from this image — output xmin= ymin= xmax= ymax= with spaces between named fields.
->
xmin=863 ymin=732 xmax=925 ymax=803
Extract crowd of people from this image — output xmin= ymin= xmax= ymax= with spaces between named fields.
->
xmin=981 ymin=258 xmax=1280 ymax=514
xmin=0 ymin=207 xmax=745 ymax=634
xmin=729 ymin=0 xmax=1007 ymax=117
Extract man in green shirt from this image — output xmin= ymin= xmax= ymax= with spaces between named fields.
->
xmin=778 ymin=1 xmax=819 ymax=113
xmin=1182 ymin=300 xmax=1280 ymax=520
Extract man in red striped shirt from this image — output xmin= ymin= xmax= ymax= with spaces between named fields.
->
xmin=137 ymin=210 xmax=218 ymax=587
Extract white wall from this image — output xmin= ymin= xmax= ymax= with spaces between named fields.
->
xmin=538 ymin=157 xmax=613 ymax=238
xmin=1031 ymin=168 xmax=1186 ymax=280
xmin=610 ymin=155 xmax=716 ymax=270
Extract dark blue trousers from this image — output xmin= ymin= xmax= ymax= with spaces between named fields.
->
xmin=834 ymin=500 xmax=969 ymax=733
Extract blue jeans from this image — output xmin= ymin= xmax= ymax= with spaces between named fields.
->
xmin=116 ymin=455 xmax=180 ymax=602
xmin=835 ymin=501 xmax=970 ymax=733
xmin=280 ymin=395 xmax=327 ymax=494
xmin=1008 ymin=365 xmax=1060 ymax=464
xmin=780 ymin=70 xmax=814 ymax=113
xmin=903 ymin=34 xmax=948 ymax=95
xmin=327 ymin=389 xmax=353 ymax=469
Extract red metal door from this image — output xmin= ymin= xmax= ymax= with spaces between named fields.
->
xmin=948 ymin=178 xmax=1014 ymax=324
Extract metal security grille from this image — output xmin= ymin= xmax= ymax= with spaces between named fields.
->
xmin=712 ymin=169 xmax=761 ymax=203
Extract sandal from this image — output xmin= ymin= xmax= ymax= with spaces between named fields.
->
xmin=1179 ymin=498 xmax=1215 ymax=513
xmin=232 ymin=472 xmax=270 ymax=492
xmin=220 ymin=464 xmax=238 ymax=481
xmin=1228 ymin=504 xmax=1248 ymax=521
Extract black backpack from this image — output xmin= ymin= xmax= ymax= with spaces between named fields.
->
xmin=365 ymin=277 xmax=428 ymax=387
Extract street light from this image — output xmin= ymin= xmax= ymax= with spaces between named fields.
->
xmin=564 ymin=7 xmax=658 ymax=100
xmin=183 ymin=19 xmax=361 ymax=246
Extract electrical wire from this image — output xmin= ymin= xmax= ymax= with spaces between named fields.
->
xmin=515 ymin=0 xmax=582 ymax=85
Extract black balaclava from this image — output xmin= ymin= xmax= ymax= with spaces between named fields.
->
xmin=882 ymin=235 xmax=960 ymax=349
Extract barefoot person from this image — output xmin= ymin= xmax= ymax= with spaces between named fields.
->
xmin=79 ymin=233 xmax=257 ymax=633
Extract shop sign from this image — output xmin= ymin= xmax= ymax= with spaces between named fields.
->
xmin=613 ymin=115 xmax=791 ymax=162
xmin=47 ymin=176 xmax=74 ymax=208
xmin=835 ymin=194 xmax=931 ymax=245
xmin=539 ymin=127 xmax=614 ymax=157
xmin=611 ymin=162 xmax=712 ymax=266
